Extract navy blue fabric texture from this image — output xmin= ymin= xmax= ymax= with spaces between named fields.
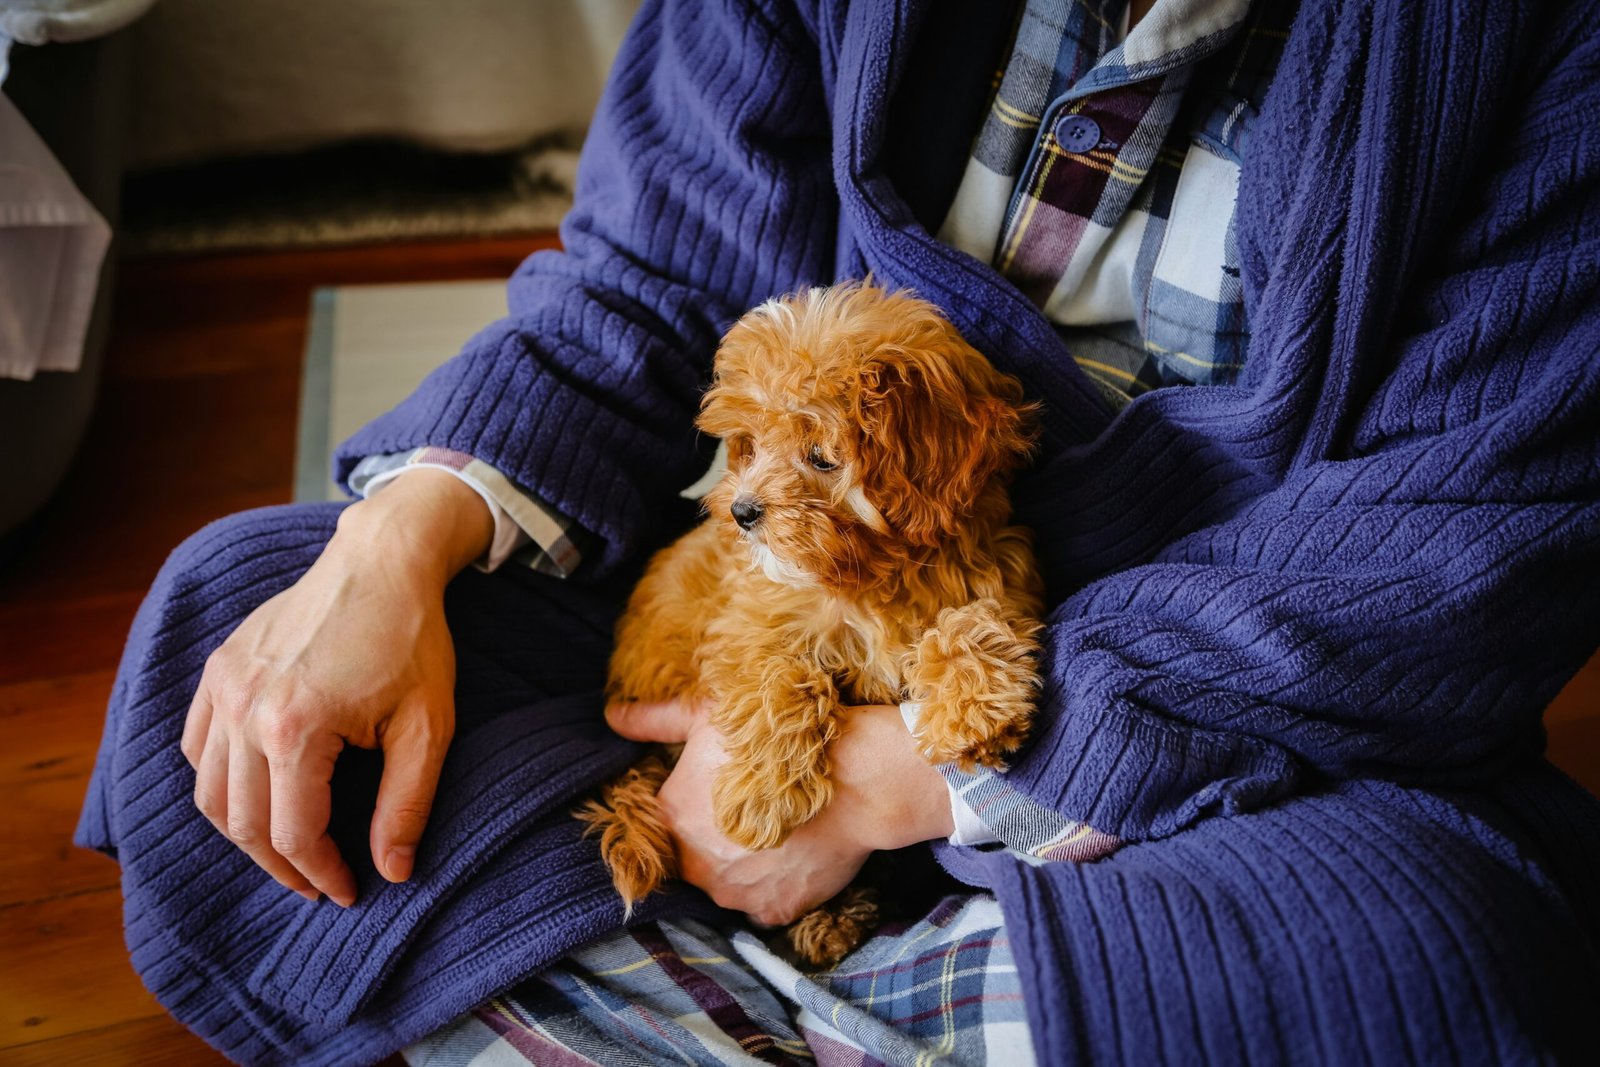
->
xmin=77 ymin=0 xmax=1600 ymax=1062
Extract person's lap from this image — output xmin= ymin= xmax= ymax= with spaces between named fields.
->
xmin=98 ymin=502 xmax=1032 ymax=1064
xmin=401 ymin=763 xmax=1600 ymax=1066
xmin=93 ymin=502 xmax=1600 ymax=1067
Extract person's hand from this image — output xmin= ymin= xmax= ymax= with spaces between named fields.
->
xmin=606 ymin=699 xmax=954 ymax=926
xmin=180 ymin=470 xmax=494 ymax=906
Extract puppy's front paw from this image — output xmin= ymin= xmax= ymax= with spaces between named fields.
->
xmin=914 ymin=709 xmax=1029 ymax=772
xmin=906 ymin=598 xmax=1040 ymax=772
xmin=713 ymin=762 xmax=832 ymax=851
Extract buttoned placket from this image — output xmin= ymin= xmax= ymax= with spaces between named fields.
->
xmin=994 ymin=4 xmax=1250 ymax=308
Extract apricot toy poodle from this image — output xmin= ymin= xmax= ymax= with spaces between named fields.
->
xmin=579 ymin=281 xmax=1044 ymax=966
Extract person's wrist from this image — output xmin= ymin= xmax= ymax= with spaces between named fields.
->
xmin=838 ymin=705 xmax=956 ymax=852
xmin=877 ymin=756 xmax=957 ymax=849
xmin=333 ymin=468 xmax=496 ymax=584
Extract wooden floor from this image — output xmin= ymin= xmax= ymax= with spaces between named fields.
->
xmin=0 ymin=234 xmax=1596 ymax=1065
xmin=0 ymin=235 xmax=557 ymax=1066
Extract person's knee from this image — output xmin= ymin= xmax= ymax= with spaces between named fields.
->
xmin=156 ymin=502 xmax=344 ymax=598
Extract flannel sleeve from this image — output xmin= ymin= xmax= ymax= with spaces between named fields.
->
xmin=349 ymin=448 xmax=592 ymax=576
xmin=901 ymin=702 xmax=1123 ymax=860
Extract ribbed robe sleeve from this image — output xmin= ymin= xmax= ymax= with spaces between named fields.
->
xmin=333 ymin=0 xmax=836 ymax=575
xmin=999 ymin=0 xmax=1600 ymax=844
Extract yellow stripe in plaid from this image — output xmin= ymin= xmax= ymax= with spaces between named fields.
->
xmin=852 ymin=911 xmax=945 ymax=1024
xmin=1143 ymin=338 xmax=1245 ymax=370
xmin=993 ymin=95 xmax=1043 ymax=127
xmin=996 ymin=147 xmax=1057 ymax=272
xmin=1033 ymin=822 xmax=1097 ymax=857
xmin=593 ymin=952 xmax=730 ymax=977
xmin=1073 ymin=356 xmax=1140 ymax=384
xmin=1042 ymin=140 xmax=1150 ymax=184
xmin=1074 ymin=356 xmax=1155 ymax=394
xmin=992 ymin=108 xmax=1043 ymax=131
xmin=929 ymin=939 xmax=964 ymax=1064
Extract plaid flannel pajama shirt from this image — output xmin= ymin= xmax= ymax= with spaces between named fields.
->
xmin=356 ymin=1 xmax=1293 ymax=1062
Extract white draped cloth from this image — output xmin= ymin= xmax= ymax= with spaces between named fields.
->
xmin=0 ymin=0 xmax=156 ymax=46
xmin=0 ymin=92 xmax=110 ymax=380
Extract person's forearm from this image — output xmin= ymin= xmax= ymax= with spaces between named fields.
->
xmin=332 ymin=468 xmax=496 ymax=585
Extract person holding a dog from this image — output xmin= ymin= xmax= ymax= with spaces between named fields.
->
xmin=79 ymin=0 xmax=1600 ymax=1063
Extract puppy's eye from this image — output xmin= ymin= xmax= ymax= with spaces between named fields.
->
xmin=807 ymin=445 xmax=838 ymax=472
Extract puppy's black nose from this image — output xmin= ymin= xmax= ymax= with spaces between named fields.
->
xmin=731 ymin=497 xmax=764 ymax=530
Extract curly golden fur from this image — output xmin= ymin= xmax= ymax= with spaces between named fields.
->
xmin=578 ymin=282 xmax=1044 ymax=966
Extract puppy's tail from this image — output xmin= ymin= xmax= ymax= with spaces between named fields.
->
xmin=576 ymin=752 xmax=677 ymax=917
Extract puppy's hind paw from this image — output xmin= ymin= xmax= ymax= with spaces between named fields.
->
xmin=785 ymin=888 xmax=880 ymax=969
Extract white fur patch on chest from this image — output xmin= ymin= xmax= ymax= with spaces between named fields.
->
xmin=747 ymin=541 xmax=813 ymax=585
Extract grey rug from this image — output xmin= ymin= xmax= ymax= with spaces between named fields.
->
xmin=295 ymin=278 xmax=725 ymax=505
xmin=123 ymin=137 xmax=579 ymax=256
xmin=295 ymin=280 xmax=508 ymax=501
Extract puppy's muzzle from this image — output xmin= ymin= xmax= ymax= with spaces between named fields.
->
xmin=731 ymin=495 xmax=764 ymax=530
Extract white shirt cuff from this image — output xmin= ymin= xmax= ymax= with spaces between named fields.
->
xmin=360 ymin=463 xmax=531 ymax=572
xmin=899 ymin=701 xmax=1001 ymax=847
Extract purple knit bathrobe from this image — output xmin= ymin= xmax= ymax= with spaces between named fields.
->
xmin=77 ymin=0 xmax=1600 ymax=1063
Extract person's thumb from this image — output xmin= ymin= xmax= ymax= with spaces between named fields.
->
xmin=605 ymin=698 xmax=702 ymax=743
xmin=370 ymin=709 xmax=451 ymax=883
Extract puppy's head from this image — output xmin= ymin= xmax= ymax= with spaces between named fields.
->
xmin=697 ymin=282 xmax=1034 ymax=590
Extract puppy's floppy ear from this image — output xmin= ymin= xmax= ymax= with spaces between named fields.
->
xmin=696 ymin=319 xmax=761 ymax=441
xmin=858 ymin=324 xmax=1035 ymax=546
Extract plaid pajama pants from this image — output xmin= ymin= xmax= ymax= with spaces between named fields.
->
xmin=402 ymin=894 xmax=1034 ymax=1067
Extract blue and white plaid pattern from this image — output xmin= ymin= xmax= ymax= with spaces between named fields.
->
xmin=940 ymin=0 xmax=1290 ymax=404
xmin=404 ymin=897 xmax=1029 ymax=1067
xmin=941 ymin=764 xmax=1122 ymax=862
xmin=896 ymin=701 xmax=1122 ymax=861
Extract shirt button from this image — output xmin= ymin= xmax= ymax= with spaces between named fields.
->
xmin=1057 ymin=115 xmax=1101 ymax=153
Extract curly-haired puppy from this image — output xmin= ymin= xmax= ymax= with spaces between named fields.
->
xmin=579 ymin=282 xmax=1043 ymax=966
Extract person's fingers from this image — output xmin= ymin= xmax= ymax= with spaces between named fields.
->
xmin=181 ymin=678 xmax=214 ymax=770
xmin=225 ymin=742 xmax=318 ymax=900
xmin=605 ymin=698 xmax=702 ymax=743
xmin=369 ymin=708 xmax=450 ymax=883
xmin=265 ymin=728 xmax=357 ymax=907
xmin=676 ymin=848 xmax=778 ymax=926
xmin=193 ymin=718 xmax=231 ymax=836
xmin=745 ymin=908 xmax=788 ymax=930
